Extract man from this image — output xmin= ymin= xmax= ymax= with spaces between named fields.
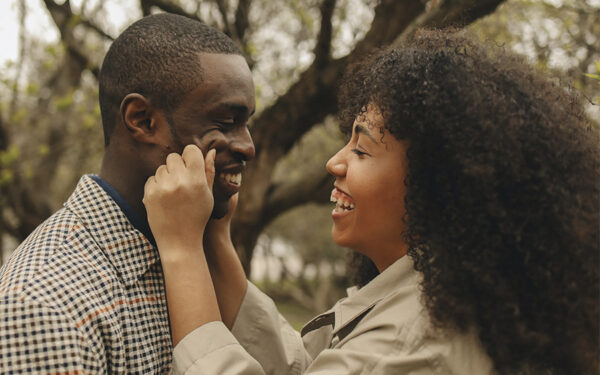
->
xmin=0 ymin=13 xmax=255 ymax=373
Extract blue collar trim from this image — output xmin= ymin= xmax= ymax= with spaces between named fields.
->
xmin=88 ymin=174 xmax=156 ymax=247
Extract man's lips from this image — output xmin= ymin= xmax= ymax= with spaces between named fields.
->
xmin=214 ymin=163 xmax=245 ymax=197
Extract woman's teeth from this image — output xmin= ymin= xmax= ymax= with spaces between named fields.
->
xmin=220 ymin=172 xmax=242 ymax=186
xmin=330 ymin=195 xmax=354 ymax=212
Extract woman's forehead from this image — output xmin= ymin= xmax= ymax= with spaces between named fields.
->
xmin=353 ymin=104 xmax=385 ymax=131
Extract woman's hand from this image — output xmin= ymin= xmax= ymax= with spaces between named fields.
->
xmin=143 ymin=145 xmax=221 ymax=346
xmin=203 ymin=193 xmax=249 ymax=329
xmin=204 ymin=193 xmax=238 ymax=253
xmin=143 ymin=145 xmax=216 ymax=262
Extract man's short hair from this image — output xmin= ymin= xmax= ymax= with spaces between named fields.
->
xmin=98 ymin=13 xmax=242 ymax=145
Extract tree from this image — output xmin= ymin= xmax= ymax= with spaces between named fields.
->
xmin=3 ymin=0 xmax=545 ymax=268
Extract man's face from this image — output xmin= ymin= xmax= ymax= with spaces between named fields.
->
xmin=166 ymin=53 xmax=256 ymax=218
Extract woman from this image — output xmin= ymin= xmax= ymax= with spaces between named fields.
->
xmin=143 ymin=30 xmax=599 ymax=374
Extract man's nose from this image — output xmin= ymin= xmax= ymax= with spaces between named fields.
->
xmin=230 ymin=126 xmax=255 ymax=161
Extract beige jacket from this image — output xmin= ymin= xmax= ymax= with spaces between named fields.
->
xmin=171 ymin=256 xmax=494 ymax=374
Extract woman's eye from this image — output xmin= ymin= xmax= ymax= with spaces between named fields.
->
xmin=351 ymin=148 xmax=368 ymax=157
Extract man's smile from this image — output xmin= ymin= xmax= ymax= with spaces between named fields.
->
xmin=214 ymin=163 xmax=245 ymax=197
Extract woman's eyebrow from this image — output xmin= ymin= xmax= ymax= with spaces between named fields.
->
xmin=355 ymin=124 xmax=377 ymax=142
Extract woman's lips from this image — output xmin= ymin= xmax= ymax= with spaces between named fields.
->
xmin=330 ymin=187 xmax=355 ymax=215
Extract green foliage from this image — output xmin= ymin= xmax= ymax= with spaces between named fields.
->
xmin=82 ymin=113 xmax=97 ymax=129
xmin=25 ymin=83 xmax=38 ymax=95
xmin=54 ymin=93 xmax=75 ymax=111
xmin=67 ymin=14 xmax=82 ymax=29
xmin=0 ymin=169 xmax=13 ymax=185
xmin=0 ymin=146 xmax=19 ymax=167
xmin=37 ymin=144 xmax=50 ymax=156
xmin=10 ymin=108 xmax=27 ymax=124
xmin=274 ymin=299 xmax=314 ymax=331
xmin=470 ymin=0 xmax=599 ymax=118
xmin=0 ymin=146 xmax=19 ymax=187
xmin=584 ymin=73 xmax=600 ymax=81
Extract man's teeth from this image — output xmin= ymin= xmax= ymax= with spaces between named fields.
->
xmin=330 ymin=195 xmax=354 ymax=212
xmin=220 ymin=172 xmax=242 ymax=186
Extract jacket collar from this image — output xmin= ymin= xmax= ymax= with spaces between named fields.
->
xmin=64 ymin=175 xmax=159 ymax=287
xmin=331 ymin=255 xmax=419 ymax=337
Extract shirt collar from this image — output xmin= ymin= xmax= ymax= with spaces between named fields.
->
xmin=332 ymin=255 xmax=420 ymax=336
xmin=64 ymin=175 xmax=159 ymax=287
xmin=89 ymin=174 xmax=156 ymax=246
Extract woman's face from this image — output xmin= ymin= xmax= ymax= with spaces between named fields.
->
xmin=326 ymin=105 xmax=409 ymax=271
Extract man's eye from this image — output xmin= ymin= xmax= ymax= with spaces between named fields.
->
xmin=214 ymin=121 xmax=235 ymax=132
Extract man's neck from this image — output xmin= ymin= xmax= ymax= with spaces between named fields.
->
xmin=99 ymin=155 xmax=147 ymax=222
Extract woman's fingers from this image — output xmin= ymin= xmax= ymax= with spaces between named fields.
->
xmin=204 ymin=149 xmax=216 ymax=190
xmin=182 ymin=144 xmax=205 ymax=172
xmin=166 ymin=152 xmax=184 ymax=174
xmin=181 ymin=145 xmax=216 ymax=189
xmin=155 ymin=164 xmax=168 ymax=181
xmin=143 ymin=145 xmax=217 ymax=254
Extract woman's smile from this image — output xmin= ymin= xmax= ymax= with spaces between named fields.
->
xmin=330 ymin=187 xmax=355 ymax=216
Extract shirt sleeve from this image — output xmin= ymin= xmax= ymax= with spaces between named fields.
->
xmin=231 ymin=281 xmax=312 ymax=375
xmin=170 ymin=321 xmax=264 ymax=375
xmin=0 ymin=295 xmax=101 ymax=374
xmin=171 ymin=318 xmax=440 ymax=375
xmin=297 ymin=346 xmax=441 ymax=375
xmin=169 ymin=281 xmax=455 ymax=375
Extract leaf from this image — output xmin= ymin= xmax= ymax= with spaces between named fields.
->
xmin=583 ymin=73 xmax=600 ymax=82
xmin=0 ymin=169 xmax=14 ymax=185
xmin=0 ymin=146 xmax=20 ymax=166
xmin=55 ymin=94 xmax=74 ymax=111
xmin=67 ymin=14 xmax=82 ymax=29
xmin=38 ymin=144 xmax=50 ymax=156
xmin=26 ymin=83 xmax=39 ymax=95
xmin=82 ymin=114 xmax=96 ymax=129
xmin=11 ymin=108 xmax=28 ymax=124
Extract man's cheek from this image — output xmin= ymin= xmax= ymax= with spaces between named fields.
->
xmin=191 ymin=135 xmax=213 ymax=155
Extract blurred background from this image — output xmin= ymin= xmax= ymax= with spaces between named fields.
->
xmin=0 ymin=0 xmax=598 ymax=329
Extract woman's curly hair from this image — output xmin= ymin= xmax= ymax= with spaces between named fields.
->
xmin=339 ymin=29 xmax=599 ymax=374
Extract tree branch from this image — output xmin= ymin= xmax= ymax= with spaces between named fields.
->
xmin=263 ymin=169 xmax=333 ymax=226
xmin=234 ymin=0 xmax=252 ymax=43
xmin=314 ymin=0 xmax=337 ymax=66
xmin=250 ymin=0 xmax=424 ymax=159
xmin=237 ymin=0 xmax=425 ymax=232
xmin=79 ymin=17 xmax=115 ymax=41
xmin=214 ymin=0 xmax=233 ymax=37
xmin=0 ymin=116 xmax=8 ymax=150
xmin=139 ymin=0 xmax=201 ymax=21
xmin=9 ymin=0 xmax=26 ymax=118
xmin=393 ymin=0 xmax=506 ymax=46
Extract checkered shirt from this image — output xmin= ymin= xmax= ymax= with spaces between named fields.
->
xmin=0 ymin=175 xmax=172 ymax=373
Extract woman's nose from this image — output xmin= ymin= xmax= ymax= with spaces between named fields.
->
xmin=326 ymin=149 xmax=347 ymax=177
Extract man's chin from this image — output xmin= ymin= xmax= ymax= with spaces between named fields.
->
xmin=211 ymin=200 xmax=229 ymax=219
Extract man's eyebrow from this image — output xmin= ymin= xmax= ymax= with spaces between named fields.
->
xmin=215 ymin=103 xmax=255 ymax=117
xmin=355 ymin=124 xmax=377 ymax=142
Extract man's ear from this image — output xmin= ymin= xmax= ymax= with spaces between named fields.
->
xmin=119 ymin=93 xmax=167 ymax=145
